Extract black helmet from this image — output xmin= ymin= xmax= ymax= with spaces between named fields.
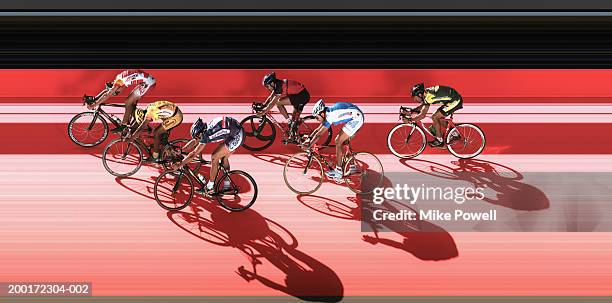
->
xmin=411 ymin=83 xmax=425 ymax=97
xmin=262 ymin=72 xmax=277 ymax=87
xmin=190 ymin=117 xmax=207 ymax=139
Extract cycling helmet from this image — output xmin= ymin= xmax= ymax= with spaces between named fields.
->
xmin=312 ymin=99 xmax=326 ymax=116
xmin=262 ymin=72 xmax=277 ymax=87
xmin=190 ymin=117 xmax=207 ymax=139
xmin=411 ymin=83 xmax=425 ymax=97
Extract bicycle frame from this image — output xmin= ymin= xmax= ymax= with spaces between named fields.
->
xmin=303 ymin=142 xmax=357 ymax=175
xmin=176 ymin=160 xmax=233 ymax=193
xmin=88 ymin=103 xmax=125 ymax=130
xmin=400 ymin=107 xmax=456 ymax=139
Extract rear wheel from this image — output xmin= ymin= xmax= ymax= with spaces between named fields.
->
xmin=240 ymin=115 xmax=277 ymax=151
xmin=216 ymin=170 xmax=258 ymax=212
xmin=68 ymin=112 xmax=109 ymax=147
xmin=387 ymin=123 xmax=426 ymax=159
xmin=154 ymin=171 xmax=195 ymax=211
xmin=283 ymin=152 xmax=324 ymax=195
xmin=344 ymin=152 xmax=384 ymax=194
xmin=102 ymin=139 xmax=144 ymax=177
xmin=446 ymin=123 xmax=486 ymax=159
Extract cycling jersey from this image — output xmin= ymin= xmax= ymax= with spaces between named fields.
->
xmin=113 ymin=69 xmax=155 ymax=87
xmin=273 ymin=79 xmax=306 ymax=97
xmin=322 ymin=102 xmax=363 ymax=128
xmin=200 ymin=116 xmax=243 ymax=145
xmin=422 ymin=86 xmax=462 ymax=105
xmin=422 ymin=86 xmax=463 ymax=117
xmin=136 ymin=100 xmax=183 ymax=130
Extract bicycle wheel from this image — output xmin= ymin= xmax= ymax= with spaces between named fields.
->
xmin=216 ymin=170 xmax=258 ymax=212
xmin=154 ymin=171 xmax=195 ymax=211
xmin=283 ymin=152 xmax=324 ymax=195
xmin=344 ymin=152 xmax=384 ymax=194
xmin=240 ymin=115 xmax=277 ymax=151
xmin=102 ymin=139 xmax=144 ymax=177
xmin=299 ymin=116 xmax=333 ymax=146
xmin=68 ymin=112 xmax=109 ymax=147
xmin=387 ymin=123 xmax=426 ymax=159
xmin=160 ymin=139 xmax=203 ymax=172
xmin=446 ymin=123 xmax=486 ymax=159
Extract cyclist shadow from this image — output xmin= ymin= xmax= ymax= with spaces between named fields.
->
xmin=296 ymin=172 xmax=458 ymax=261
xmin=250 ymin=153 xmax=294 ymax=167
xmin=168 ymin=199 xmax=344 ymax=302
xmin=400 ymin=158 xmax=550 ymax=211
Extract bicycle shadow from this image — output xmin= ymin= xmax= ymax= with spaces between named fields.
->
xmin=400 ymin=158 xmax=550 ymax=211
xmin=296 ymin=171 xmax=458 ymax=261
xmin=168 ymin=199 xmax=344 ymax=302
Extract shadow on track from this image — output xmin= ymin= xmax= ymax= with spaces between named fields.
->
xmin=400 ymin=158 xmax=549 ymax=211
xmin=167 ymin=198 xmax=344 ymax=302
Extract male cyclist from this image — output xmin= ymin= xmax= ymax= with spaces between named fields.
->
xmin=257 ymin=72 xmax=310 ymax=141
xmin=85 ymin=69 xmax=156 ymax=133
xmin=405 ymin=83 xmax=463 ymax=147
xmin=129 ymin=100 xmax=183 ymax=163
xmin=171 ymin=116 xmax=244 ymax=195
xmin=305 ymin=99 xmax=364 ymax=179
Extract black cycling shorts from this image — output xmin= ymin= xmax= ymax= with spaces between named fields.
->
xmin=288 ymin=89 xmax=310 ymax=112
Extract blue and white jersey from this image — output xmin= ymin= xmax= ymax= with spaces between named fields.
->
xmin=322 ymin=102 xmax=363 ymax=128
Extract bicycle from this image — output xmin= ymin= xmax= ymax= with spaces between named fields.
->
xmin=283 ymin=139 xmax=384 ymax=195
xmin=154 ymin=159 xmax=258 ymax=212
xmin=68 ymin=93 xmax=127 ymax=147
xmin=240 ymin=102 xmax=333 ymax=151
xmin=387 ymin=106 xmax=486 ymax=159
xmin=101 ymin=125 xmax=202 ymax=177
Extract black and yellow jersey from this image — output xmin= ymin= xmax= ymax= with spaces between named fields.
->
xmin=423 ymin=86 xmax=462 ymax=105
xmin=135 ymin=100 xmax=178 ymax=124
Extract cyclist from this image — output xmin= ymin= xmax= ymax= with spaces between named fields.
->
xmin=128 ymin=100 xmax=183 ymax=163
xmin=85 ymin=69 xmax=156 ymax=133
xmin=305 ymin=99 xmax=364 ymax=179
xmin=257 ymin=72 xmax=310 ymax=141
xmin=405 ymin=83 xmax=463 ymax=147
xmin=171 ymin=116 xmax=244 ymax=195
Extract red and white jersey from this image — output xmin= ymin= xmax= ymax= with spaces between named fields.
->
xmin=113 ymin=70 xmax=155 ymax=87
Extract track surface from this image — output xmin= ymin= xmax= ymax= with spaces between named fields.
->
xmin=1 ymin=103 xmax=611 ymax=298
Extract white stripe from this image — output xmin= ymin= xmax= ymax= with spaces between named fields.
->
xmin=1 ymin=103 xmax=612 ymax=123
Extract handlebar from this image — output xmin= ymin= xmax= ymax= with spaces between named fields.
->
xmin=252 ymin=102 xmax=265 ymax=113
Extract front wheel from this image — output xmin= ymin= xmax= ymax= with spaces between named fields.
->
xmin=344 ymin=152 xmax=384 ymax=194
xmin=283 ymin=152 xmax=324 ymax=195
xmin=240 ymin=115 xmax=277 ymax=151
xmin=387 ymin=123 xmax=426 ymax=159
xmin=446 ymin=123 xmax=486 ymax=159
xmin=102 ymin=139 xmax=144 ymax=177
xmin=216 ymin=170 xmax=258 ymax=212
xmin=154 ymin=171 xmax=195 ymax=211
xmin=68 ymin=111 xmax=109 ymax=147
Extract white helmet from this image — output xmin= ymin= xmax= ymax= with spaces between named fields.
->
xmin=312 ymin=99 xmax=326 ymax=116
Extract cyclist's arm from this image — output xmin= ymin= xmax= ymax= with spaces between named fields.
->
xmin=260 ymin=91 xmax=279 ymax=114
xmin=412 ymin=104 xmax=430 ymax=121
xmin=181 ymin=138 xmax=199 ymax=152
xmin=175 ymin=142 xmax=206 ymax=168
xmin=130 ymin=117 xmax=150 ymax=139
xmin=91 ymin=83 xmax=122 ymax=107
xmin=307 ymin=123 xmax=327 ymax=147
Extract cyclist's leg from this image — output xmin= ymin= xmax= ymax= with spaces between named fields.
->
xmin=156 ymin=109 xmax=183 ymax=158
xmin=152 ymin=125 xmax=167 ymax=159
xmin=287 ymin=90 xmax=309 ymax=137
xmin=437 ymin=99 xmax=463 ymax=137
xmin=209 ymin=144 xmax=232 ymax=190
xmin=340 ymin=114 xmax=364 ymax=168
xmin=276 ymin=97 xmax=292 ymax=120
